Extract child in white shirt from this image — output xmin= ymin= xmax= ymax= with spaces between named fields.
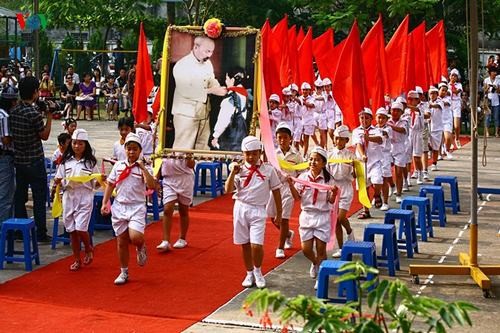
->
xmin=439 ymin=83 xmax=454 ymax=159
xmin=449 ymin=69 xmax=463 ymax=148
xmin=113 ymin=117 xmax=134 ymax=162
xmin=405 ymin=90 xmax=425 ymax=184
xmin=375 ymin=108 xmax=392 ymax=210
xmin=426 ymin=86 xmax=445 ymax=171
xmin=299 ymin=82 xmax=316 ymax=157
xmin=387 ymin=102 xmax=409 ymax=203
xmin=268 ymin=94 xmax=282 ymax=147
xmin=135 ymin=111 xmax=156 ymax=159
xmin=323 ymin=78 xmax=342 ymax=147
xmin=225 ymin=136 xmax=282 ymax=289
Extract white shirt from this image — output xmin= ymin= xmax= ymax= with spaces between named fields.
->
xmin=448 ymin=82 xmax=463 ymax=102
xmin=55 ymin=156 xmax=97 ymax=191
xmin=295 ymin=170 xmax=335 ymax=212
xmin=323 ymin=92 xmax=342 ymax=121
xmin=377 ymin=124 xmax=393 ymax=155
xmin=352 ymin=125 xmax=383 ymax=162
xmin=161 ymin=156 xmax=194 ymax=177
xmin=484 ymin=76 xmax=500 ymax=106
xmin=328 ymin=147 xmax=355 ymax=182
xmin=440 ymin=97 xmax=453 ymax=123
xmin=387 ymin=118 xmax=409 ymax=153
xmin=428 ymin=98 xmax=444 ymax=131
xmin=113 ymin=140 xmax=126 ymax=161
xmin=136 ymin=124 xmax=155 ymax=156
xmin=212 ymin=92 xmax=247 ymax=139
xmin=232 ymin=162 xmax=281 ymax=206
xmin=299 ymin=95 xmax=316 ymax=126
xmin=107 ymin=160 xmax=151 ymax=205
xmin=403 ymin=107 xmax=424 ymax=131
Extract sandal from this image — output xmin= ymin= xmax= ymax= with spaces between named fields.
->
xmin=357 ymin=211 xmax=372 ymax=220
xmin=69 ymin=260 xmax=81 ymax=271
xmin=374 ymin=195 xmax=382 ymax=209
xmin=83 ymin=249 xmax=94 ymax=265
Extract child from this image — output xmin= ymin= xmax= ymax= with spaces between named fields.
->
xmin=113 ymin=117 xmax=134 ymax=161
xmin=352 ymin=108 xmax=383 ymax=219
xmin=53 ymin=129 xmax=98 ymax=271
xmin=280 ymin=87 xmax=294 ymax=130
xmin=103 ymin=75 xmax=119 ymax=121
xmin=439 ymin=83 xmax=454 ymax=159
xmin=63 ymin=118 xmax=77 ymax=137
xmin=416 ymin=86 xmax=431 ymax=180
xmin=266 ymin=122 xmax=302 ymax=259
xmin=52 ymin=132 xmax=72 ymax=166
xmin=156 ymin=152 xmax=195 ymax=252
xmin=289 ymin=84 xmax=304 ymax=152
xmin=449 ymin=69 xmax=463 ymax=148
xmin=268 ymin=94 xmax=282 ymax=146
xmin=387 ymin=102 xmax=409 ymax=203
xmin=374 ymin=108 xmax=392 ymax=210
xmin=313 ymin=78 xmax=327 ymax=148
xmin=101 ymin=132 xmax=156 ymax=285
xmin=323 ymin=78 xmax=343 ymax=146
xmin=328 ymin=126 xmax=355 ymax=258
xmin=225 ymin=136 xmax=282 ymax=289
xmin=405 ymin=91 xmax=425 ymax=185
xmin=288 ymin=146 xmax=338 ymax=290
xmin=299 ymin=82 xmax=317 ymax=157
xmin=136 ymin=110 xmax=156 ymax=160
xmin=426 ymin=86 xmax=445 ymax=171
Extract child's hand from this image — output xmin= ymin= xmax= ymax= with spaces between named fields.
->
xmin=286 ymin=175 xmax=294 ymax=185
xmin=101 ymin=203 xmax=111 ymax=215
xmin=229 ymin=162 xmax=241 ymax=174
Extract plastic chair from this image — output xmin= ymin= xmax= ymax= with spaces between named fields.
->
xmin=419 ymin=185 xmax=447 ymax=227
xmin=384 ymin=209 xmax=419 ymax=258
xmin=316 ymin=260 xmax=357 ymax=303
xmin=51 ymin=217 xmax=70 ymax=249
xmin=90 ymin=192 xmax=113 ymax=233
xmin=434 ymin=175 xmax=460 ymax=214
xmin=363 ymin=224 xmax=400 ymax=276
xmin=400 ymin=196 xmax=433 ymax=242
xmin=0 ymin=218 xmax=40 ymax=271
xmin=194 ymin=162 xmax=224 ymax=198
xmin=341 ymin=241 xmax=378 ymax=289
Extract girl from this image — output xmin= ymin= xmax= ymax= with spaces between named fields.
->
xmin=63 ymin=118 xmax=78 ymax=137
xmin=101 ymin=132 xmax=156 ymax=285
xmin=156 ymin=152 xmax=195 ymax=252
xmin=53 ymin=129 xmax=98 ymax=271
xmin=113 ymin=117 xmax=134 ymax=161
xmin=328 ymin=126 xmax=356 ymax=258
xmin=375 ymin=108 xmax=393 ymax=209
xmin=289 ymin=147 xmax=338 ymax=290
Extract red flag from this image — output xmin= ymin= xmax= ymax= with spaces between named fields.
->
xmin=426 ymin=20 xmax=448 ymax=85
xmin=296 ymin=27 xmax=305 ymax=46
xmin=132 ymin=22 xmax=154 ymax=124
xmin=288 ymin=26 xmax=300 ymax=85
xmin=410 ymin=22 xmax=431 ymax=91
xmin=333 ymin=20 xmax=368 ymax=130
xmin=271 ymin=16 xmax=292 ymax=89
xmin=406 ymin=32 xmax=416 ymax=93
xmin=331 ymin=38 xmax=346 ymax=79
xmin=260 ymin=20 xmax=275 ymax=98
xmin=361 ymin=15 xmax=388 ymax=109
xmin=313 ymin=28 xmax=334 ymax=80
xmin=385 ymin=15 xmax=409 ymax=97
xmin=297 ymin=27 xmax=314 ymax=86
xmin=16 ymin=13 xmax=26 ymax=30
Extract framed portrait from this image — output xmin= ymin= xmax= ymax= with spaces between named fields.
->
xmin=157 ymin=26 xmax=260 ymax=153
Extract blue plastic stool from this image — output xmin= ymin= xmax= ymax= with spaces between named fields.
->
xmin=0 ymin=218 xmax=40 ymax=271
xmin=400 ymin=196 xmax=433 ymax=242
xmin=194 ymin=162 xmax=224 ymax=198
xmin=341 ymin=241 xmax=378 ymax=288
xmin=384 ymin=209 xmax=419 ymax=258
xmin=51 ymin=217 xmax=70 ymax=249
xmin=146 ymin=189 xmax=162 ymax=222
xmin=419 ymin=185 xmax=447 ymax=227
xmin=434 ymin=175 xmax=460 ymax=214
xmin=363 ymin=224 xmax=400 ymax=277
xmin=90 ymin=192 xmax=113 ymax=233
xmin=316 ymin=260 xmax=357 ymax=303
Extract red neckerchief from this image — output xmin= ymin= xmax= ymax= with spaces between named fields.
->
xmin=115 ymin=162 xmax=137 ymax=185
xmin=243 ymin=163 xmax=265 ymax=187
xmin=227 ymin=86 xmax=248 ymax=97
xmin=363 ymin=126 xmax=370 ymax=150
xmin=307 ymin=174 xmax=323 ymax=204
xmin=410 ymin=109 xmax=416 ymax=126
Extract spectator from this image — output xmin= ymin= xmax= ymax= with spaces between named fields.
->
xmin=67 ymin=65 xmax=80 ymax=84
xmin=1 ymin=70 xmax=18 ymax=88
xmin=0 ymin=86 xmax=18 ymax=226
xmin=127 ymin=60 xmax=136 ymax=106
xmin=93 ymin=68 xmax=105 ymax=97
xmin=103 ymin=75 xmax=119 ymax=120
xmin=9 ymin=77 xmax=53 ymax=242
xmin=60 ymin=74 xmax=80 ymax=119
xmin=76 ymin=72 xmax=97 ymax=120
xmin=39 ymin=71 xmax=55 ymax=98
xmin=461 ymin=91 xmax=471 ymax=133
xmin=483 ymin=67 xmax=500 ymax=137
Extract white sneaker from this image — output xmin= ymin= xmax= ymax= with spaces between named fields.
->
xmin=411 ymin=171 xmax=418 ymax=179
xmin=446 ymin=152 xmax=453 ymax=160
xmin=402 ymin=184 xmax=410 ymax=192
xmin=423 ymin=171 xmax=429 ymax=180
xmin=314 ymin=279 xmax=319 ymax=290
xmin=331 ymin=250 xmax=342 ymax=258
xmin=242 ymin=273 xmax=255 ymax=288
xmin=136 ymin=245 xmax=147 ymax=266
xmin=284 ymin=230 xmax=294 ymax=249
xmin=438 ymin=155 xmax=443 ymax=161
xmin=407 ymin=177 xmax=412 ymax=187
xmin=380 ymin=203 xmax=390 ymax=211
xmin=389 ymin=186 xmax=396 ymax=197
xmin=431 ymin=164 xmax=438 ymax=171
xmin=114 ymin=271 xmax=129 ymax=285
xmin=347 ymin=232 xmax=355 ymax=241
xmin=156 ymin=240 xmax=170 ymax=252
xmin=416 ymin=173 xmax=423 ymax=185
xmin=254 ymin=272 xmax=266 ymax=289
xmin=275 ymin=248 xmax=285 ymax=259
xmin=309 ymin=263 xmax=318 ymax=278
xmin=173 ymin=239 xmax=187 ymax=249
xmin=395 ymin=195 xmax=402 ymax=203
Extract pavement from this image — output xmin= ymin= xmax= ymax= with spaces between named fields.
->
xmin=1 ymin=118 xmax=499 ymax=332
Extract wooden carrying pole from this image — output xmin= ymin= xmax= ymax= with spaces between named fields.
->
xmin=409 ymin=0 xmax=500 ymax=298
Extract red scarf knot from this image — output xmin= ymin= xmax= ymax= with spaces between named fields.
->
xmin=243 ymin=164 xmax=265 ymax=187
xmin=115 ymin=162 xmax=137 ymax=185
xmin=307 ymin=175 xmax=322 ymax=204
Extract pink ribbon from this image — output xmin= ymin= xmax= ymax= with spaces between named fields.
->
xmin=327 ymin=188 xmax=341 ymax=251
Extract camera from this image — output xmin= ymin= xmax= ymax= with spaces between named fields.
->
xmin=36 ymin=98 xmax=64 ymax=119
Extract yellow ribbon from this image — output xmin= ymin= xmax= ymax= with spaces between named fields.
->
xmin=278 ymin=158 xmax=372 ymax=208
xmin=51 ymin=173 xmax=106 ymax=218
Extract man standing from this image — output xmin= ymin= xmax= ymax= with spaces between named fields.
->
xmin=67 ymin=65 xmax=80 ymax=84
xmin=172 ymin=36 xmax=227 ymax=149
xmin=9 ymin=77 xmax=53 ymax=242
xmin=0 ymin=86 xmax=18 ymax=226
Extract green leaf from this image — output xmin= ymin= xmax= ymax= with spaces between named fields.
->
xmin=439 ymin=308 xmax=453 ymax=327
xmin=436 ymin=321 xmax=446 ymax=333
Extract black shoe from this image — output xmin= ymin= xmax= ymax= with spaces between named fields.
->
xmin=37 ymin=234 xmax=52 ymax=244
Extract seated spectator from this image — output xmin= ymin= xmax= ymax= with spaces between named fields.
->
xmin=39 ymin=72 xmax=55 ymax=98
xmin=61 ymin=74 xmax=80 ymax=119
xmin=1 ymin=70 xmax=18 ymax=88
xmin=103 ymin=75 xmax=119 ymax=121
xmin=76 ymin=72 xmax=97 ymax=120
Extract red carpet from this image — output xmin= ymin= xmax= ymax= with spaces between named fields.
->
xmin=0 ymin=136 xmax=470 ymax=332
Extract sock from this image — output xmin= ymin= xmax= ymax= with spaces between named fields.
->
xmin=246 ymin=270 xmax=253 ymax=277
xmin=253 ymin=266 xmax=262 ymax=276
xmin=121 ymin=267 xmax=128 ymax=274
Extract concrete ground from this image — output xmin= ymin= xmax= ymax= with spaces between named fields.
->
xmin=1 ymin=119 xmax=499 ymax=332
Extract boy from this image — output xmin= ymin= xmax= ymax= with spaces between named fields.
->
xmin=416 ymin=86 xmax=431 ymax=180
xmin=267 ymin=122 xmax=302 ymax=258
xmin=136 ymin=110 xmax=156 ymax=160
xmin=375 ymin=108 xmax=392 ymax=211
xmin=323 ymin=78 xmax=343 ymax=146
xmin=438 ymin=83 xmax=454 ymax=159
xmin=387 ymin=102 xmax=409 ymax=203
xmin=102 ymin=133 xmax=156 ymax=285
xmin=113 ymin=117 xmax=134 ymax=162
xmin=313 ymin=78 xmax=327 ymax=148
xmin=225 ymin=136 xmax=282 ymax=288
xmin=52 ymin=132 xmax=72 ymax=166
xmin=299 ymin=82 xmax=316 ymax=158
xmin=268 ymin=94 xmax=282 ymax=146
xmin=426 ymin=86 xmax=445 ymax=171
xmin=449 ymin=69 xmax=463 ymax=148
xmin=405 ymin=90 xmax=425 ymax=185
xmin=352 ymin=108 xmax=383 ymax=219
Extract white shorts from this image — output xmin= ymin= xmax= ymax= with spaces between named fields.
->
xmin=430 ymin=131 xmax=443 ymax=151
xmin=443 ymin=121 xmax=453 ymax=132
xmin=451 ymin=101 xmax=461 ymax=118
xmin=293 ymin=122 xmax=303 ymax=142
xmin=410 ymin=132 xmax=423 ymax=157
xmin=392 ymin=150 xmax=408 ymax=167
xmin=299 ymin=210 xmax=331 ymax=243
xmin=366 ymin=161 xmax=384 ymax=185
xmin=422 ymin=124 xmax=430 ymax=152
xmin=162 ymin=176 xmax=194 ymax=206
xmin=62 ymin=188 xmax=93 ymax=233
xmin=303 ymin=124 xmax=315 ymax=136
xmin=381 ymin=154 xmax=392 ymax=178
xmin=334 ymin=180 xmax=354 ymax=211
xmin=111 ymin=201 xmax=147 ymax=236
xmin=314 ymin=113 xmax=327 ymax=130
xmin=233 ymin=200 xmax=266 ymax=245
xmin=267 ymin=189 xmax=294 ymax=219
